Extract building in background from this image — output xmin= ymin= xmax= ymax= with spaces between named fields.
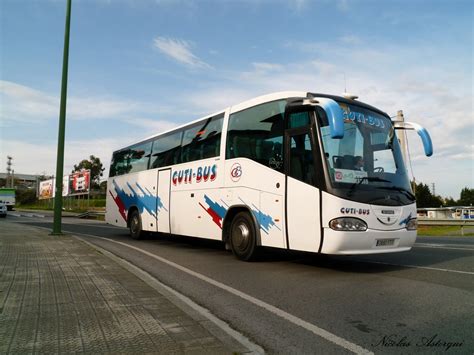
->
xmin=0 ymin=172 xmax=42 ymax=189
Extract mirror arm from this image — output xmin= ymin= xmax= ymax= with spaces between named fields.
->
xmin=303 ymin=97 xmax=344 ymax=139
xmin=394 ymin=121 xmax=433 ymax=157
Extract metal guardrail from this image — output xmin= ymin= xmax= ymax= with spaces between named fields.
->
xmin=418 ymin=218 xmax=474 ymax=226
xmin=77 ymin=211 xmax=105 ymax=219
xmin=418 ymin=218 xmax=474 ymax=236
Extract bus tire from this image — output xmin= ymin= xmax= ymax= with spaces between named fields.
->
xmin=129 ymin=210 xmax=143 ymax=240
xmin=230 ymin=211 xmax=258 ymax=261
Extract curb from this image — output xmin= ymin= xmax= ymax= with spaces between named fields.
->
xmin=74 ymin=234 xmax=265 ymax=354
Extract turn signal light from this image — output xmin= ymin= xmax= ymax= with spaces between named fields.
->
xmin=406 ymin=218 xmax=417 ymax=230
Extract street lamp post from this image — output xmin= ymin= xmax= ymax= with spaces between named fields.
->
xmin=52 ymin=0 xmax=72 ymax=235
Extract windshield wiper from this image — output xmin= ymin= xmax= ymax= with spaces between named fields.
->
xmin=347 ymin=177 xmax=390 ymax=196
xmin=380 ymin=186 xmax=415 ymax=200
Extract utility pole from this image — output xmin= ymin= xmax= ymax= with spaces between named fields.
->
xmin=396 ymin=110 xmax=408 ymax=166
xmin=431 ymin=183 xmax=436 ymax=196
xmin=5 ymin=155 xmax=13 ymax=187
xmin=52 ymin=0 xmax=72 ymax=235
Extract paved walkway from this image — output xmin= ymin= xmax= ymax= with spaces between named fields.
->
xmin=0 ymin=220 xmax=254 ymax=354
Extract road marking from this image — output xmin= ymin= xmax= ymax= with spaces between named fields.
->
xmin=21 ymin=223 xmax=473 ymax=351
xmin=414 ymin=243 xmax=474 ymax=251
xmin=354 ymin=259 xmax=474 ymax=275
xmin=78 ymin=234 xmax=373 ymax=355
xmin=19 ymin=224 xmax=474 ymax=278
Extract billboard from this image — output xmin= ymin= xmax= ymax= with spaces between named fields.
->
xmin=62 ymin=175 xmax=69 ymax=197
xmin=68 ymin=170 xmax=90 ymax=196
xmin=38 ymin=170 xmax=90 ymax=199
xmin=39 ymin=179 xmax=54 ymax=200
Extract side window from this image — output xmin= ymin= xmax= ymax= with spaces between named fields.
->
xmin=109 ymin=141 xmax=152 ymax=176
xmin=181 ymin=113 xmax=224 ymax=163
xmin=129 ymin=142 xmax=152 ymax=173
xmin=227 ymin=100 xmax=286 ymax=172
xmin=150 ymin=130 xmax=183 ymax=169
xmin=110 ymin=151 xmax=129 ymax=177
xmin=289 ymin=111 xmax=311 ymax=128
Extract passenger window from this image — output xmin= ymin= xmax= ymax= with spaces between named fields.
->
xmin=110 ymin=141 xmax=152 ymax=176
xmin=181 ymin=113 xmax=224 ymax=163
xmin=150 ymin=130 xmax=183 ymax=168
xmin=227 ymin=100 xmax=286 ymax=172
xmin=289 ymin=133 xmax=315 ymax=185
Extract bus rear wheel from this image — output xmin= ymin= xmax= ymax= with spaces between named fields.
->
xmin=129 ymin=210 xmax=143 ymax=240
xmin=230 ymin=212 xmax=258 ymax=261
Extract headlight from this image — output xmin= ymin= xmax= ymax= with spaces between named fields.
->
xmin=406 ymin=218 xmax=417 ymax=230
xmin=329 ymin=217 xmax=367 ymax=231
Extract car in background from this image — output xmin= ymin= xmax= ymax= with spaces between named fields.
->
xmin=0 ymin=200 xmax=7 ymax=217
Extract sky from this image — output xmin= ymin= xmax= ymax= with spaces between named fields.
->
xmin=0 ymin=0 xmax=472 ymax=199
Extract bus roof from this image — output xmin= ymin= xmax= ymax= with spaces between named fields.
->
xmin=114 ymin=91 xmax=389 ymax=153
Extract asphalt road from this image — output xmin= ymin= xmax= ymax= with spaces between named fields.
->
xmin=7 ymin=215 xmax=474 ymax=354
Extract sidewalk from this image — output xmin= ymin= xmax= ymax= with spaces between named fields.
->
xmin=0 ymin=220 xmax=257 ymax=354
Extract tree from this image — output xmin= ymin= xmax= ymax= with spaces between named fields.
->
xmin=443 ymin=197 xmax=458 ymax=207
xmin=458 ymin=187 xmax=474 ymax=206
xmin=16 ymin=188 xmax=37 ymax=205
xmin=413 ymin=182 xmax=432 ymax=207
xmin=99 ymin=180 xmax=107 ymax=194
xmin=72 ymin=155 xmax=105 ymax=188
xmin=413 ymin=181 xmax=443 ymax=208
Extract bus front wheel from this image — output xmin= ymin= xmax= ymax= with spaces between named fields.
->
xmin=230 ymin=212 xmax=258 ymax=261
xmin=129 ymin=210 xmax=143 ymax=240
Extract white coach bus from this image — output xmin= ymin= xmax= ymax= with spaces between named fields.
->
xmin=106 ymin=92 xmax=433 ymax=261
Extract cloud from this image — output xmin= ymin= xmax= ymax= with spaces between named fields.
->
xmin=339 ymin=35 xmax=362 ymax=45
xmin=3 ymin=31 xmax=471 ymax=197
xmin=287 ymin=0 xmax=308 ymax=12
xmin=0 ymin=80 xmax=177 ymax=124
xmin=128 ymin=117 xmax=179 ymax=135
xmin=337 ymin=0 xmax=350 ymax=12
xmin=0 ymin=138 xmax=121 ymax=179
xmin=0 ymin=80 xmax=58 ymax=122
xmin=179 ymin=38 xmax=472 ymax=196
xmin=68 ymin=97 xmax=140 ymax=119
xmin=252 ymin=62 xmax=284 ymax=73
xmin=153 ymin=36 xmax=211 ymax=69
xmin=311 ymin=60 xmax=339 ymax=77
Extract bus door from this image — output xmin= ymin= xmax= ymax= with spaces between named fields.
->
xmin=157 ymin=169 xmax=171 ymax=233
xmin=285 ymin=125 xmax=322 ymax=252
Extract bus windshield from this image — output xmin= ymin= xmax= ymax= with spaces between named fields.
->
xmin=319 ymin=102 xmax=414 ymax=206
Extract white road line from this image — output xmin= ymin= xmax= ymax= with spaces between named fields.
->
xmin=414 ymin=243 xmax=474 ymax=251
xmin=354 ymin=259 xmax=474 ymax=275
xmin=79 ymin=233 xmax=373 ymax=355
xmin=20 ymin=225 xmax=474 ymax=278
xmin=65 ymin=223 xmax=124 ymax=229
xmin=23 ymin=224 xmax=473 ymax=351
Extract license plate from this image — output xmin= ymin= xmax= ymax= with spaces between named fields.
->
xmin=376 ymin=239 xmax=395 ymax=247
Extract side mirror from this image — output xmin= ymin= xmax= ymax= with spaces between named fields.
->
xmin=394 ymin=121 xmax=433 ymax=157
xmin=303 ymin=97 xmax=344 ymax=139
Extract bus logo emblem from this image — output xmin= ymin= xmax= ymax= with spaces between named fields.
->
xmin=230 ymin=163 xmax=242 ymax=182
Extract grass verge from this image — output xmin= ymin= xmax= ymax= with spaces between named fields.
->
xmin=417 ymin=225 xmax=474 ymax=237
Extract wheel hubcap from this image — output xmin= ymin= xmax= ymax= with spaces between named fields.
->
xmin=131 ymin=216 xmax=139 ymax=234
xmin=234 ymin=222 xmax=250 ymax=250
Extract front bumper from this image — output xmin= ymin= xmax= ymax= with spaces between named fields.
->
xmin=321 ymin=228 xmax=416 ymax=255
